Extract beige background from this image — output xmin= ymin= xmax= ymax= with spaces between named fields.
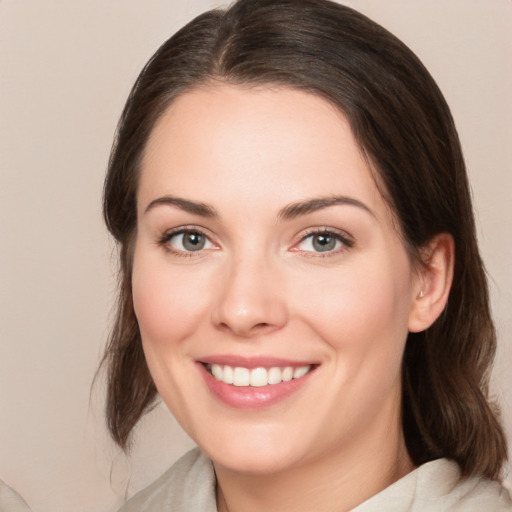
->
xmin=1 ymin=1 xmax=511 ymax=511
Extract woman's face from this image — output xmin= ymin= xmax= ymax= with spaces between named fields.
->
xmin=132 ymin=84 xmax=421 ymax=474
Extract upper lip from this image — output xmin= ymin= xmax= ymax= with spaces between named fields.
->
xmin=198 ymin=355 xmax=318 ymax=369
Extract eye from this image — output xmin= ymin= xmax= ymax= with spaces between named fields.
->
xmin=161 ymin=229 xmax=215 ymax=254
xmin=296 ymin=230 xmax=353 ymax=254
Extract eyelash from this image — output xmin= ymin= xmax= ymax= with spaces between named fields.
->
xmin=294 ymin=228 xmax=354 ymax=257
xmin=157 ymin=227 xmax=354 ymax=258
xmin=158 ymin=226 xmax=215 ymax=258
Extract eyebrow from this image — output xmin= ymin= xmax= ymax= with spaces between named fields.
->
xmin=144 ymin=194 xmax=373 ymax=220
xmin=144 ymin=196 xmax=218 ymax=217
xmin=278 ymin=196 xmax=374 ymax=220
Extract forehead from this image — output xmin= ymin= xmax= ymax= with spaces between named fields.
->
xmin=138 ymin=84 xmax=387 ymax=221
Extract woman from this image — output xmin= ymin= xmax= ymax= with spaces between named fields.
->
xmin=101 ymin=0 xmax=511 ymax=510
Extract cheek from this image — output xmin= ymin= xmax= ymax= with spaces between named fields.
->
xmin=131 ymin=252 xmax=209 ymax=345
xmin=292 ymin=256 xmax=413 ymax=369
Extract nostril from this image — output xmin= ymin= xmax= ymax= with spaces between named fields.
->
xmin=216 ymin=320 xmax=276 ymax=337
xmin=211 ymin=289 xmax=289 ymax=336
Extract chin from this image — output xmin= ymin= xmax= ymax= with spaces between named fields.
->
xmin=199 ymin=428 xmax=304 ymax=475
xmin=211 ymin=450 xmax=298 ymax=476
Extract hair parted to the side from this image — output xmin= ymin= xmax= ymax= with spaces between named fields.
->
xmin=101 ymin=0 xmax=508 ymax=478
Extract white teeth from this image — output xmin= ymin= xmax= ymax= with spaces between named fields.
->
xmin=282 ymin=367 xmax=293 ymax=382
xmin=233 ymin=367 xmax=250 ymax=386
xmin=223 ymin=365 xmax=234 ymax=384
xmin=211 ymin=364 xmax=223 ymax=380
xmin=293 ymin=366 xmax=309 ymax=379
xmin=207 ymin=363 xmax=312 ymax=387
xmin=268 ymin=367 xmax=282 ymax=385
xmin=249 ymin=367 xmax=268 ymax=387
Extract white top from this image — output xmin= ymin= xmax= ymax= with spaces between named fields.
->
xmin=0 ymin=480 xmax=31 ymax=512
xmin=118 ymin=448 xmax=512 ymax=511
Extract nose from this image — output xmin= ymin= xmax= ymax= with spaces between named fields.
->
xmin=211 ymin=254 xmax=289 ymax=338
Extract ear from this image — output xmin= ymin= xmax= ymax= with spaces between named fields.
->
xmin=408 ymin=233 xmax=455 ymax=333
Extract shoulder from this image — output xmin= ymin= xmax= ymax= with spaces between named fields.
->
xmin=117 ymin=448 xmax=217 ymax=512
xmin=0 ymin=480 xmax=31 ymax=512
xmin=414 ymin=459 xmax=512 ymax=511
xmin=353 ymin=459 xmax=512 ymax=511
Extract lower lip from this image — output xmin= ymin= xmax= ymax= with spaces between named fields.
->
xmin=198 ymin=363 xmax=315 ymax=409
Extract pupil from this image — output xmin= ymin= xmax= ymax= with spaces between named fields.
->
xmin=313 ymin=234 xmax=335 ymax=252
xmin=183 ymin=232 xmax=205 ymax=251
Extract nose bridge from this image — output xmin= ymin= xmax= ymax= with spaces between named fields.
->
xmin=212 ymin=245 xmax=288 ymax=337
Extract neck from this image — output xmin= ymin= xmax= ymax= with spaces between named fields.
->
xmin=215 ymin=423 xmax=413 ymax=512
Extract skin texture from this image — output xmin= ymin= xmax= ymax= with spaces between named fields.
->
xmin=132 ymin=84 xmax=453 ymax=512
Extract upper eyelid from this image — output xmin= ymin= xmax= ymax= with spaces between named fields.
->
xmin=157 ymin=226 xmax=354 ymax=252
xmin=158 ymin=225 xmax=218 ymax=249
xmin=296 ymin=227 xmax=354 ymax=243
xmin=292 ymin=228 xmax=355 ymax=254
xmin=160 ymin=225 xmax=213 ymax=239
xmin=158 ymin=227 xmax=218 ymax=258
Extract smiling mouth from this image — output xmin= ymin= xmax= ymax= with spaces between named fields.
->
xmin=203 ymin=363 xmax=315 ymax=387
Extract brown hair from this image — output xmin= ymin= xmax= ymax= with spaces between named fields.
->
xmin=101 ymin=0 xmax=507 ymax=479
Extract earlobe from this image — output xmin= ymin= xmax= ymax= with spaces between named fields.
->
xmin=408 ymin=233 xmax=455 ymax=333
